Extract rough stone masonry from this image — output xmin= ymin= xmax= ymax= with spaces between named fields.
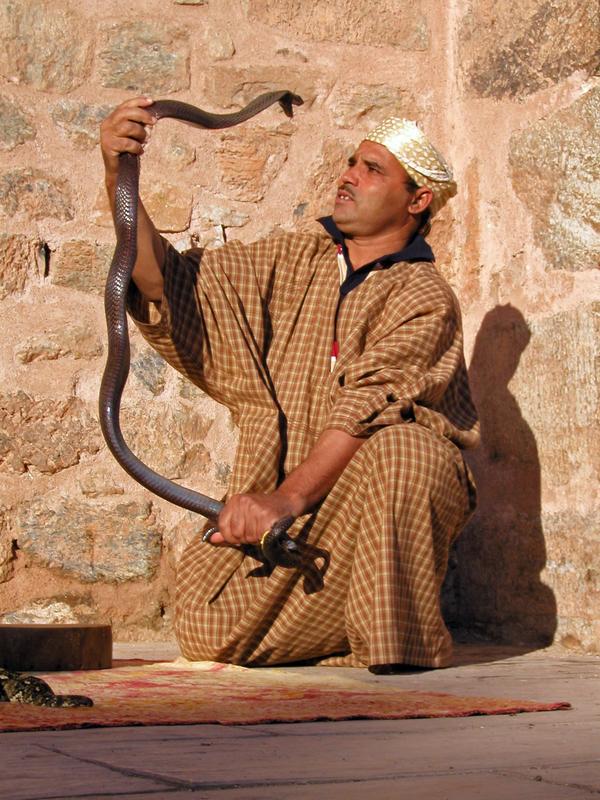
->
xmin=0 ymin=0 xmax=597 ymax=650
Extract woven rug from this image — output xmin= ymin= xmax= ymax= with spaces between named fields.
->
xmin=0 ymin=659 xmax=570 ymax=733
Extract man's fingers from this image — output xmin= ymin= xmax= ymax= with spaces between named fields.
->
xmin=116 ymin=121 xmax=150 ymax=143
xmin=224 ymin=512 xmax=247 ymax=543
xmin=121 ymin=95 xmax=155 ymax=107
xmin=108 ymin=136 xmax=145 ymax=157
xmin=100 ymin=97 xmax=160 ymax=172
xmin=102 ymin=111 xmax=155 ymax=136
xmin=112 ymin=96 xmax=156 ymax=120
xmin=212 ymin=493 xmax=289 ymax=546
xmin=217 ymin=499 xmax=259 ymax=544
xmin=118 ymin=108 xmax=157 ymax=127
xmin=100 ymin=98 xmax=157 ymax=141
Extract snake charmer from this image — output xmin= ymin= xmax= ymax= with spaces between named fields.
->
xmin=100 ymin=96 xmax=479 ymax=672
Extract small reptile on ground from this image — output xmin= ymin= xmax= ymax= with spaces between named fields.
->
xmin=0 ymin=667 xmax=93 ymax=707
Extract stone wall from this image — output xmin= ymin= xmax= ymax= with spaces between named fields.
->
xmin=0 ymin=0 xmax=597 ymax=648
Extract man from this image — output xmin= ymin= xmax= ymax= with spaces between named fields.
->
xmin=100 ymin=99 xmax=479 ymax=671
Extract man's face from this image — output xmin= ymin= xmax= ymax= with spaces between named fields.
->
xmin=332 ymin=140 xmax=425 ymax=238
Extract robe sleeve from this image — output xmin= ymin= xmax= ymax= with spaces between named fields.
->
xmin=325 ymin=266 xmax=480 ymax=449
xmin=125 ymin=232 xmax=316 ymax=395
xmin=126 ymin=240 xmax=206 ymax=389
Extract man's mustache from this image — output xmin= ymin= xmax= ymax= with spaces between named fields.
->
xmin=337 ymin=183 xmax=356 ymax=199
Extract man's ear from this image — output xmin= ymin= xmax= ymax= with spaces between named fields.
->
xmin=409 ymin=186 xmax=433 ymax=214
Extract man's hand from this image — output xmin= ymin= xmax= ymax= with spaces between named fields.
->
xmin=100 ymin=96 xmax=156 ymax=178
xmin=211 ymin=491 xmax=299 ymax=546
xmin=209 ymin=429 xmax=364 ymax=547
xmin=99 ymin=96 xmax=166 ymax=301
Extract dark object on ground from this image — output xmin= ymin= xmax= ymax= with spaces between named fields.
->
xmin=0 ymin=623 xmax=112 ymax=671
xmin=0 ymin=667 xmax=93 ymax=707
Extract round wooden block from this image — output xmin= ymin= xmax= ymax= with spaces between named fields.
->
xmin=0 ymin=624 xmax=112 ymax=672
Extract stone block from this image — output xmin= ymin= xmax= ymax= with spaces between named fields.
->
xmin=0 ymin=233 xmax=38 ymax=301
xmin=0 ymin=169 xmax=73 ymax=221
xmin=178 ymin=377 xmax=208 ymax=401
xmin=461 ymin=0 xmax=599 ymax=98
xmin=541 ymin=511 xmax=599 ymax=653
xmin=542 ymin=511 xmax=600 ymax=640
xmin=0 ymin=1 xmax=92 ymax=92
xmin=510 ymin=87 xmax=599 ymax=271
xmin=119 ymin=403 xmax=212 ymax=481
xmin=163 ymin=137 xmax=196 ymax=168
xmin=216 ymin=129 xmax=290 ymax=202
xmin=0 ymin=510 xmax=13 ymax=584
xmin=328 ymin=84 xmax=416 ymax=129
xmin=0 ymin=392 xmax=101 ymax=476
xmin=53 ymin=240 xmax=113 ymax=296
xmin=194 ymin=203 xmax=250 ymax=230
xmin=51 ymin=100 xmax=113 ymax=149
xmin=17 ymin=499 xmax=161 ymax=583
xmin=204 ymin=29 xmax=235 ymax=61
xmin=0 ymin=624 xmax=112 ymax=671
xmin=97 ymin=20 xmax=191 ymax=94
xmin=13 ymin=322 xmax=103 ymax=364
xmin=467 ymin=302 xmax=599 ymax=494
xmin=509 ymin=303 xmax=599 ymax=487
xmin=130 ymin=348 xmax=168 ymax=395
xmin=294 ymin=139 xmax=348 ymax=228
xmin=274 ymin=47 xmax=309 ymax=64
xmin=0 ymin=95 xmax=35 ymax=150
xmin=78 ymin=472 xmax=125 ymax=499
xmin=186 ymin=203 xmax=250 ymax=249
xmin=141 ymin=182 xmax=193 ymax=232
xmin=91 ymin=186 xmax=113 ymax=229
xmin=247 ymin=0 xmax=429 ymax=49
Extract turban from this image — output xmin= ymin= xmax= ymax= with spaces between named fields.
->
xmin=365 ymin=118 xmax=457 ymax=217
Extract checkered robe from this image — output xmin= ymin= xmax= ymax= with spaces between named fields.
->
xmin=128 ymin=225 xmax=479 ymax=669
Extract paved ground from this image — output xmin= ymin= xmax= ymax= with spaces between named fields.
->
xmin=2 ymin=642 xmax=599 ymax=799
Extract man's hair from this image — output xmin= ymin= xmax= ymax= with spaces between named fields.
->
xmin=419 ymin=211 xmax=432 ymax=237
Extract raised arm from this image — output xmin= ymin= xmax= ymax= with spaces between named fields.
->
xmin=100 ymin=96 xmax=166 ymax=301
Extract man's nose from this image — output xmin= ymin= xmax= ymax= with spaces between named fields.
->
xmin=340 ymin=164 xmax=359 ymax=185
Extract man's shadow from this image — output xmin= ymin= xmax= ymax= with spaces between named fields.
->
xmin=443 ymin=304 xmax=557 ymax=656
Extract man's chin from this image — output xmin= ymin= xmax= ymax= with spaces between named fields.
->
xmin=332 ymin=210 xmax=356 ymax=235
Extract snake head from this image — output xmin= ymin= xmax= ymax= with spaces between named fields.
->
xmin=261 ymin=515 xmax=300 ymax=568
xmin=278 ymin=93 xmax=304 ymax=119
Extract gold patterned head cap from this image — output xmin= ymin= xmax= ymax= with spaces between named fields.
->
xmin=365 ymin=117 xmax=457 ymax=217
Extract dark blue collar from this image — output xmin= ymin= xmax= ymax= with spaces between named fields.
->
xmin=317 ymin=216 xmax=435 ymax=296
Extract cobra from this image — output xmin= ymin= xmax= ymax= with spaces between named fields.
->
xmin=99 ymin=91 xmax=304 ymax=569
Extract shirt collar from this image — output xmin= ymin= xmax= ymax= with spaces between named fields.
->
xmin=318 ymin=215 xmax=435 ymax=267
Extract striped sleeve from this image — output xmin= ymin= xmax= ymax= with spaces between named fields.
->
xmin=326 ymin=266 xmax=476 ymax=445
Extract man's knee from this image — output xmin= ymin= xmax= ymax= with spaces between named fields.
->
xmin=360 ymin=423 xmax=461 ymax=490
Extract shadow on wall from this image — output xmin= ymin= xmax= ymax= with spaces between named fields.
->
xmin=443 ymin=304 xmax=557 ymax=651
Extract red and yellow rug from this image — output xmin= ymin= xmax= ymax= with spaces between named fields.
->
xmin=0 ymin=659 xmax=570 ymax=733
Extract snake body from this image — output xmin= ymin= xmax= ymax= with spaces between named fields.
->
xmin=0 ymin=668 xmax=93 ymax=707
xmin=99 ymin=91 xmax=303 ymax=568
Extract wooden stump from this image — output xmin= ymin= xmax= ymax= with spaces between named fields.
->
xmin=0 ymin=624 xmax=112 ymax=671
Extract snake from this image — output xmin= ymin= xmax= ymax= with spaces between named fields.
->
xmin=99 ymin=91 xmax=305 ymax=569
xmin=0 ymin=667 xmax=93 ymax=707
